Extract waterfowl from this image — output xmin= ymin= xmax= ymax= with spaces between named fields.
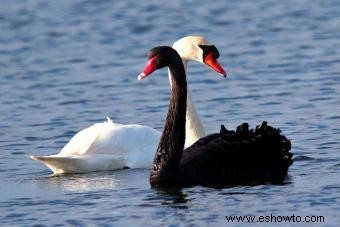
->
xmin=30 ymin=36 xmax=226 ymax=174
xmin=138 ymin=46 xmax=293 ymax=187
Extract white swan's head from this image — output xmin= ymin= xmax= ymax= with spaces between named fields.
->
xmin=172 ymin=36 xmax=226 ymax=77
xmin=173 ymin=36 xmax=210 ymax=62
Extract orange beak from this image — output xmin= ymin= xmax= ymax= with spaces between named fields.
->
xmin=203 ymin=52 xmax=227 ymax=77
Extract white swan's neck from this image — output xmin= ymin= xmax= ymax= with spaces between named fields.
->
xmin=168 ymin=60 xmax=205 ymax=147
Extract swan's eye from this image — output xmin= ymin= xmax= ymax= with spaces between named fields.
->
xmin=148 ymin=51 xmax=158 ymax=60
xmin=199 ymin=45 xmax=220 ymax=60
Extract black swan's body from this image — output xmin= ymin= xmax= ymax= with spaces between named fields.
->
xmin=139 ymin=46 xmax=293 ymax=187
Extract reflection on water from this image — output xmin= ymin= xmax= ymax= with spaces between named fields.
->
xmin=153 ymin=188 xmax=190 ymax=209
xmin=40 ymin=173 xmax=120 ymax=193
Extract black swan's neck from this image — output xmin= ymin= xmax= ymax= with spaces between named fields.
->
xmin=150 ymin=63 xmax=187 ymax=187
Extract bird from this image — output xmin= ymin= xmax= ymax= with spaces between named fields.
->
xmin=29 ymin=36 xmax=226 ymax=174
xmin=138 ymin=46 xmax=293 ymax=188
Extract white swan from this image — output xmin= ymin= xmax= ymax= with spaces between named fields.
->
xmin=29 ymin=36 xmax=226 ymax=174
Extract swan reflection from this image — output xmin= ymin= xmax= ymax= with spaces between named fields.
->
xmin=42 ymin=172 xmax=119 ymax=192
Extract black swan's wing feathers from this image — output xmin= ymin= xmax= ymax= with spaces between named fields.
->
xmin=179 ymin=122 xmax=292 ymax=185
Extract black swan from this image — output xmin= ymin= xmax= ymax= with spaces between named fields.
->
xmin=138 ymin=46 xmax=293 ymax=187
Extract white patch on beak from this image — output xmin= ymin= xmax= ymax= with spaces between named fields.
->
xmin=138 ymin=73 xmax=146 ymax=80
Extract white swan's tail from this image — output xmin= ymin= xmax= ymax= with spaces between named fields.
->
xmin=29 ymin=154 xmax=126 ymax=174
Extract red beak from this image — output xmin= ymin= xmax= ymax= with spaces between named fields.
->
xmin=138 ymin=56 xmax=157 ymax=80
xmin=203 ymin=52 xmax=227 ymax=77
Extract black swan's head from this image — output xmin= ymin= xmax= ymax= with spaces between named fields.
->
xmin=138 ymin=46 xmax=183 ymax=80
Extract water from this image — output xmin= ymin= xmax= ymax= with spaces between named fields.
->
xmin=1 ymin=0 xmax=340 ymax=226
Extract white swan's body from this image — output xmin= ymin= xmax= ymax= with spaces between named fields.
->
xmin=30 ymin=118 xmax=160 ymax=173
xmin=30 ymin=36 xmax=221 ymax=174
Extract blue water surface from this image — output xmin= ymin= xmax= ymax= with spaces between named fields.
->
xmin=1 ymin=0 xmax=339 ymax=226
